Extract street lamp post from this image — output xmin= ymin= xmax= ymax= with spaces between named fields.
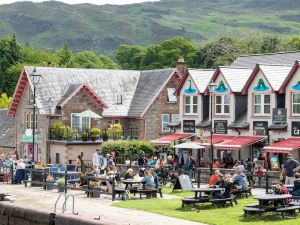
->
xmin=207 ymin=80 xmax=217 ymax=174
xmin=47 ymin=97 xmax=53 ymax=164
xmin=30 ymin=68 xmax=41 ymax=162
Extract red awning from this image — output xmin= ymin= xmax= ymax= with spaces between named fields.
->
xmin=214 ymin=136 xmax=267 ymax=151
xmin=264 ymin=138 xmax=300 ymax=153
xmin=151 ymin=134 xmax=192 ymax=146
xmin=194 ymin=135 xmax=234 ymax=146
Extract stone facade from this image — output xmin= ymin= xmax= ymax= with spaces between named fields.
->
xmin=144 ymin=73 xmax=180 ymax=140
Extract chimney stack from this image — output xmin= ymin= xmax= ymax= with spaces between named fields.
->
xmin=176 ymin=57 xmax=188 ymax=77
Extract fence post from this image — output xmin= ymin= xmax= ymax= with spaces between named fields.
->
xmin=10 ymin=164 xmax=14 ymax=184
xmin=265 ymin=174 xmax=269 ymax=194
xmin=64 ymin=170 xmax=67 ymax=194
xmin=24 ymin=168 xmax=28 ymax=187
xmin=112 ymin=176 xmax=115 ymax=201
xmin=197 ymin=168 xmax=201 ymax=188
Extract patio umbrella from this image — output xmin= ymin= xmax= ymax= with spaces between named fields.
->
xmin=77 ymin=110 xmax=102 ymax=119
xmin=173 ymin=142 xmax=205 ymax=149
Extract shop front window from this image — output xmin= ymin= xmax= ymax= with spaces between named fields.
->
xmin=254 ymin=94 xmax=270 ymax=116
xmin=292 ymin=93 xmax=300 ymax=115
xmin=215 ymin=95 xmax=230 ymax=114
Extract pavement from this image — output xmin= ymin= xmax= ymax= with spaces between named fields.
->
xmin=0 ymin=184 xmax=205 ymax=225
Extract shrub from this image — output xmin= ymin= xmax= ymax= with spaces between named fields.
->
xmin=101 ymin=140 xmax=155 ymax=159
xmin=90 ymin=128 xmax=101 ymax=138
xmin=50 ymin=120 xmax=77 ymax=139
xmin=56 ymin=179 xmax=65 ymax=186
xmin=89 ymin=181 xmax=98 ymax=188
xmin=108 ymin=124 xmax=123 ymax=140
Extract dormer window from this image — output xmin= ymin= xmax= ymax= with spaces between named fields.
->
xmin=254 ymin=94 xmax=270 ymax=116
xmin=292 ymin=93 xmax=300 ymax=115
xmin=215 ymin=95 xmax=230 ymax=115
xmin=167 ymin=88 xmax=177 ymax=103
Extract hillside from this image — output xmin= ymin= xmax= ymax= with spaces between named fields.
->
xmin=0 ymin=0 xmax=300 ymax=54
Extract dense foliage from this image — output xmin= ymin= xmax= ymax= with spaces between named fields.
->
xmin=2 ymin=34 xmax=300 ymax=98
xmin=0 ymin=93 xmax=12 ymax=109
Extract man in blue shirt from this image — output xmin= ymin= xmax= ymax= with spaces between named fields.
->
xmin=281 ymin=154 xmax=300 ymax=185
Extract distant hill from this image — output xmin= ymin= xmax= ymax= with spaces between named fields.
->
xmin=0 ymin=0 xmax=299 ymax=54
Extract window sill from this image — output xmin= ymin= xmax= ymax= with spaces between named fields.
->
xmin=251 ymin=115 xmax=271 ymax=119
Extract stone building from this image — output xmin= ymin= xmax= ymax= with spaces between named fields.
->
xmin=0 ymin=109 xmax=15 ymax=157
xmin=8 ymin=63 xmax=183 ymax=164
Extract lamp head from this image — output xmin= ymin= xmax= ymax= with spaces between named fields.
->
xmin=207 ymin=80 xmax=217 ymax=93
xmin=30 ymin=67 xmax=42 ymax=85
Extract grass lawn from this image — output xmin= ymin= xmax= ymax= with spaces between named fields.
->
xmin=113 ymin=189 xmax=300 ymax=225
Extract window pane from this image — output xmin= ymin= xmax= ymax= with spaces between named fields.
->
xmin=216 ymin=96 xmax=221 ymax=104
xmin=193 ymin=96 xmax=198 ymax=104
xmin=254 ymin=105 xmax=261 ymax=114
xmin=163 ymin=122 xmax=169 ymax=131
xmin=193 ymin=105 xmax=198 ymax=113
xmin=293 ymin=94 xmax=300 ymax=103
xmin=224 ymin=105 xmax=230 ymax=114
xmin=224 ymin=95 xmax=230 ymax=104
xmin=216 ymin=105 xmax=222 ymax=114
xmin=72 ymin=115 xmax=80 ymax=130
xmin=162 ymin=114 xmax=169 ymax=122
xmin=264 ymin=95 xmax=270 ymax=104
xmin=185 ymin=105 xmax=190 ymax=114
xmin=254 ymin=95 xmax=261 ymax=104
xmin=185 ymin=96 xmax=190 ymax=104
xmin=172 ymin=114 xmax=180 ymax=122
xmin=82 ymin=117 xmax=89 ymax=130
xmin=264 ymin=105 xmax=270 ymax=114
xmin=293 ymin=104 xmax=300 ymax=114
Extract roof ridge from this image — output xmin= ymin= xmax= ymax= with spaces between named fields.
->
xmin=258 ymin=63 xmax=293 ymax=67
xmin=188 ymin=68 xmax=215 ymax=71
xmin=221 ymin=66 xmax=252 ymax=69
xmin=238 ymin=51 xmax=300 ymax=57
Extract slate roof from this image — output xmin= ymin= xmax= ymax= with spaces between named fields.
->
xmin=189 ymin=69 xmax=215 ymax=93
xmin=219 ymin=67 xmax=253 ymax=92
xmin=57 ymin=84 xmax=82 ymax=107
xmin=231 ymin=51 xmax=300 ymax=68
xmin=0 ymin=110 xmax=15 ymax=148
xmin=259 ymin=64 xmax=293 ymax=91
xmin=24 ymin=67 xmax=175 ymax=117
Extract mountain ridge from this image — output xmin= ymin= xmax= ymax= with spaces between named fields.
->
xmin=0 ymin=0 xmax=299 ymax=54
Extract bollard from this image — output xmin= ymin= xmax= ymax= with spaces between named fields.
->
xmin=112 ymin=176 xmax=115 ymax=201
xmin=197 ymin=168 xmax=201 ymax=188
xmin=10 ymin=164 xmax=14 ymax=184
xmin=43 ymin=168 xmax=47 ymax=190
xmin=64 ymin=170 xmax=67 ymax=193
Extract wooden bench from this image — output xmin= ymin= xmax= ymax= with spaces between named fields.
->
xmin=245 ymin=203 xmax=259 ymax=208
xmin=136 ymin=189 xmax=158 ymax=199
xmin=276 ymin=206 xmax=300 ymax=219
xmin=114 ymin=188 xmax=127 ymax=200
xmin=210 ymin=197 xmax=235 ymax=208
xmin=181 ymin=197 xmax=209 ymax=208
xmin=232 ymin=188 xmax=252 ymax=198
xmin=243 ymin=207 xmax=266 ymax=218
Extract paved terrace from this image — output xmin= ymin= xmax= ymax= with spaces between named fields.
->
xmin=0 ymin=184 xmax=205 ymax=225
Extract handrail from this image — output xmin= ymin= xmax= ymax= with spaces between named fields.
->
xmin=62 ymin=194 xmax=78 ymax=215
xmin=54 ymin=193 xmax=67 ymax=213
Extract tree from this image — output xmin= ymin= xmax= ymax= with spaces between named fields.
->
xmin=115 ymin=45 xmax=145 ymax=69
xmin=73 ymin=51 xmax=118 ymax=69
xmin=260 ymin=35 xmax=281 ymax=53
xmin=56 ymin=43 xmax=74 ymax=67
xmin=0 ymin=93 xmax=12 ymax=109
xmin=193 ymin=36 xmax=240 ymax=68
xmin=288 ymin=36 xmax=300 ymax=50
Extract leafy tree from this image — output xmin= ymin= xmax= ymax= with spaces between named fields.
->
xmin=194 ymin=37 xmax=240 ymax=68
xmin=115 ymin=45 xmax=145 ymax=69
xmin=287 ymin=36 xmax=300 ymax=50
xmin=73 ymin=51 xmax=118 ymax=69
xmin=56 ymin=43 xmax=74 ymax=67
xmin=260 ymin=35 xmax=281 ymax=53
xmin=0 ymin=93 xmax=12 ymax=109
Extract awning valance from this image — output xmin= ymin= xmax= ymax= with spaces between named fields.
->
xmin=151 ymin=134 xmax=192 ymax=146
xmin=264 ymin=138 xmax=300 ymax=153
xmin=214 ymin=136 xmax=267 ymax=151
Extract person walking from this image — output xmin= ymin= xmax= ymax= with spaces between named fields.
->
xmin=280 ymin=154 xmax=300 ymax=185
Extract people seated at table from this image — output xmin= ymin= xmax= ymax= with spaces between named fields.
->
xmin=216 ymin=174 xmax=233 ymax=199
xmin=213 ymin=159 xmax=220 ymax=168
xmin=232 ymin=167 xmax=247 ymax=191
xmin=280 ymin=154 xmax=300 ymax=185
xmin=141 ymin=170 xmax=155 ymax=190
xmin=209 ymin=170 xmax=222 ymax=187
xmin=274 ymin=183 xmax=289 ymax=195
xmin=148 ymin=156 xmax=157 ymax=167
xmin=292 ymin=173 xmax=300 ymax=196
xmin=124 ymin=168 xmax=134 ymax=180
xmin=149 ymin=167 xmax=159 ymax=188
xmin=214 ymin=174 xmax=224 ymax=187
xmin=166 ymin=155 xmax=173 ymax=166
xmin=254 ymin=165 xmax=265 ymax=186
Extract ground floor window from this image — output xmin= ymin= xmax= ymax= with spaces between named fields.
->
xmin=162 ymin=114 xmax=170 ymax=132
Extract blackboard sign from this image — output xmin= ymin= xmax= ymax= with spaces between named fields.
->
xmin=183 ymin=120 xmax=195 ymax=133
xmin=292 ymin=121 xmax=300 ymax=137
xmin=214 ymin=120 xmax=227 ymax=134
xmin=173 ymin=175 xmax=193 ymax=191
xmin=253 ymin=121 xmax=268 ymax=136
xmin=273 ymin=108 xmax=287 ymax=124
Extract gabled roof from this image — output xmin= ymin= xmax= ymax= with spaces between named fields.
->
xmin=231 ymin=51 xmax=300 ymax=68
xmin=205 ymin=67 xmax=252 ymax=94
xmin=57 ymin=83 xmax=108 ymax=109
xmin=9 ymin=66 xmax=175 ymax=118
xmin=279 ymin=61 xmax=300 ymax=94
xmin=242 ymin=64 xmax=292 ymax=94
xmin=0 ymin=110 xmax=15 ymax=148
xmin=174 ymin=69 xmax=214 ymax=96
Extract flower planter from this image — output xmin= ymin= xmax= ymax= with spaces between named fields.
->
xmin=46 ymin=182 xmax=55 ymax=190
xmin=57 ymin=186 xmax=65 ymax=193
xmin=91 ymin=187 xmax=101 ymax=198
xmin=91 ymin=136 xmax=97 ymax=142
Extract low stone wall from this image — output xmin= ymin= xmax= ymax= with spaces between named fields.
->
xmin=0 ymin=202 xmax=118 ymax=225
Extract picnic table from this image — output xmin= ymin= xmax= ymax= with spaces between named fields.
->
xmin=271 ymin=184 xmax=294 ymax=192
xmin=254 ymin=194 xmax=292 ymax=209
xmin=192 ymin=187 xmax=224 ymax=199
xmin=121 ymin=179 xmax=142 ymax=190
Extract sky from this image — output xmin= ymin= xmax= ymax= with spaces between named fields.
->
xmin=0 ymin=0 xmax=159 ymax=5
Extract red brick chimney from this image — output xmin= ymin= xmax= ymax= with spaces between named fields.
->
xmin=176 ymin=57 xmax=188 ymax=77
